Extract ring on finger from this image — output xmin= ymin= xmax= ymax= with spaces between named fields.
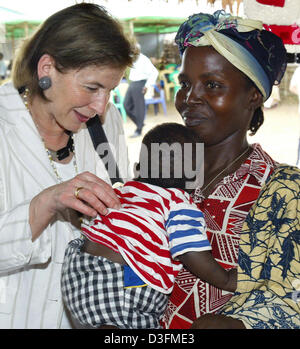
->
xmin=74 ymin=186 xmax=84 ymax=199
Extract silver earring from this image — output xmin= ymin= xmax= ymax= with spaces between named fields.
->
xmin=38 ymin=76 xmax=52 ymax=90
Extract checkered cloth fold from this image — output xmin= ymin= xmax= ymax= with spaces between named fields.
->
xmin=61 ymin=238 xmax=168 ymax=329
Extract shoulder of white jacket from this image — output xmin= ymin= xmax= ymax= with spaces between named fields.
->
xmin=102 ymin=102 xmax=123 ymax=130
xmin=0 ymin=81 xmax=26 ymax=127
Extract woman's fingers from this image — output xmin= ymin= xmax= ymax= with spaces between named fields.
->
xmin=77 ymin=172 xmax=120 ymax=208
xmin=52 ymin=171 xmax=121 ymax=217
xmin=72 ymin=192 xmax=105 ymax=217
xmin=72 ymin=172 xmax=121 ymax=213
xmin=72 ymin=187 xmax=111 ymax=216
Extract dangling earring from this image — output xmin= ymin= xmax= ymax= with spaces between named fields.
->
xmin=38 ymin=76 xmax=52 ymax=90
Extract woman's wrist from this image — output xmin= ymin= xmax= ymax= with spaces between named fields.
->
xmin=29 ymin=187 xmax=57 ymax=241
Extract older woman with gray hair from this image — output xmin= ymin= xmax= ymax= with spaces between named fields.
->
xmin=161 ymin=10 xmax=300 ymax=329
xmin=0 ymin=3 xmax=137 ymax=328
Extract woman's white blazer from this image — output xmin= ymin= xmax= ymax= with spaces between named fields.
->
xmin=0 ymin=82 xmax=130 ymax=328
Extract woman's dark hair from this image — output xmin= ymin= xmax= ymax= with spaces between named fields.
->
xmin=135 ymin=123 xmax=203 ymax=191
xmin=12 ymin=3 xmax=138 ymax=100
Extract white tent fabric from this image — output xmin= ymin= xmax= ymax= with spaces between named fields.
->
xmin=0 ymin=0 xmax=232 ymax=21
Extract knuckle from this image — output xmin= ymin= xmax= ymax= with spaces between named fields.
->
xmin=90 ymin=182 xmax=105 ymax=195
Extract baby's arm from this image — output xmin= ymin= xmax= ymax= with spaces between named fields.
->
xmin=177 ymin=251 xmax=237 ymax=292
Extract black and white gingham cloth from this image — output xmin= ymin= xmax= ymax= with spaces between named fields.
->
xmin=61 ymin=238 xmax=168 ymax=329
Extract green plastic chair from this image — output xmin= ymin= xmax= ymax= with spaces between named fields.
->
xmin=169 ymin=70 xmax=180 ymax=98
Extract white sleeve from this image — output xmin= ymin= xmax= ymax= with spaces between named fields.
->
xmin=0 ymin=174 xmax=3 ymax=212
xmin=0 ymin=196 xmax=51 ymax=272
xmin=145 ymin=60 xmax=159 ymax=89
xmin=0 ymin=128 xmax=51 ymax=272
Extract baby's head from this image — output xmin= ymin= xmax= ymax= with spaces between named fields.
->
xmin=134 ymin=123 xmax=203 ymax=191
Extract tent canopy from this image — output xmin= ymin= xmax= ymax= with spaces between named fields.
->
xmin=0 ymin=6 xmax=40 ymax=39
xmin=122 ymin=16 xmax=185 ymax=34
xmin=5 ymin=20 xmax=40 ymax=39
xmin=0 ymin=6 xmax=25 ymax=22
xmin=4 ymin=16 xmax=185 ymax=39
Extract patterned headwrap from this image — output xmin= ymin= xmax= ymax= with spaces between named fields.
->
xmin=175 ymin=10 xmax=287 ymax=100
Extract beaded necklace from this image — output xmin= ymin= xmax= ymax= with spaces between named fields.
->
xmin=21 ymin=87 xmax=78 ymax=183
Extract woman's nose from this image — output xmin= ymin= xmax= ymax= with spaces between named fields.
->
xmin=89 ymin=92 xmax=110 ymax=115
xmin=185 ymin=85 xmax=204 ymax=104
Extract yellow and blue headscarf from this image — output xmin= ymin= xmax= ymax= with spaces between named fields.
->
xmin=175 ymin=11 xmax=287 ymax=101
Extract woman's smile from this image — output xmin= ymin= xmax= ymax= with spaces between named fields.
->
xmin=182 ymin=109 xmax=209 ymax=127
xmin=73 ymin=110 xmax=92 ymax=123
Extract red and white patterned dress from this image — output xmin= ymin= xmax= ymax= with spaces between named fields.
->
xmin=161 ymin=144 xmax=278 ymax=329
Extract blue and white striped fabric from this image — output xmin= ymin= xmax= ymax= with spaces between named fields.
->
xmin=166 ymin=205 xmax=210 ymax=259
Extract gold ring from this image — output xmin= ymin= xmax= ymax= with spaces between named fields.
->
xmin=74 ymin=187 xmax=84 ymax=199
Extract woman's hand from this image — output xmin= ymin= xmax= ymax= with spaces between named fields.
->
xmin=190 ymin=314 xmax=246 ymax=329
xmin=29 ymin=171 xmax=120 ymax=241
xmin=48 ymin=171 xmax=120 ymax=216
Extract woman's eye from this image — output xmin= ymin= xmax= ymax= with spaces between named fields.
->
xmin=206 ymin=81 xmax=220 ymax=89
xmin=179 ymin=81 xmax=188 ymax=89
xmin=85 ymin=86 xmax=98 ymax=92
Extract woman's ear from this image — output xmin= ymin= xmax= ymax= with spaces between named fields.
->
xmin=37 ymin=54 xmax=55 ymax=80
xmin=248 ymin=86 xmax=263 ymax=112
